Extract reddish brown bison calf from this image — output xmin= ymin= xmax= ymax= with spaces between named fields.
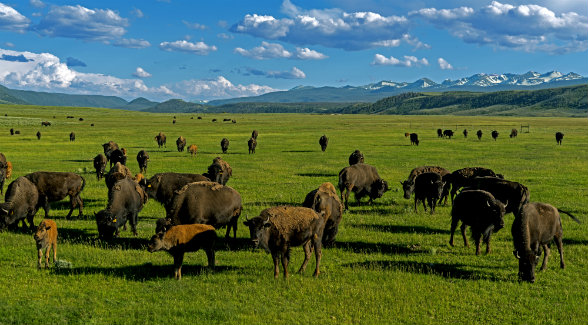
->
xmin=148 ymin=224 xmax=217 ymax=280
xmin=33 ymin=219 xmax=57 ymax=268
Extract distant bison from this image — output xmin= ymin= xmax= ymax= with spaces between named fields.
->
xmin=155 ymin=132 xmax=166 ymax=148
xmin=203 ymin=157 xmax=232 ymax=185
xmin=93 ymin=154 xmax=107 ymax=180
xmin=69 ymin=132 xmax=75 ymax=142
xmin=491 ymin=130 xmax=499 ymax=141
xmin=251 ymin=130 xmax=258 ymax=139
xmin=338 ymin=163 xmax=389 ymax=210
xmin=41 ymin=121 xmax=51 ymax=127
xmin=244 ymin=206 xmax=324 ymax=278
xmin=512 ymin=202 xmax=580 ymax=283
xmin=9 ymin=128 xmax=14 ymax=135
xmin=36 ymin=131 xmax=41 ymax=140
xmin=176 ymin=136 xmax=186 ymax=152
xmin=409 ymin=133 xmax=419 ymax=146
xmin=14 ymin=130 xmax=21 ymax=134
xmin=476 ymin=130 xmax=483 ymax=140
xmin=463 ymin=129 xmax=468 ymax=138
xmin=248 ymin=138 xmax=257 ymax=154
xmin=223 ymin=118 xmax=231 ymax=122
xmin=188 ymin=144 xmax=198 ymax=157
xmin=443 ymin=130 xmax=454 ymax=139
xmin=302 ymin=182 xmax=343 ymax=246
xmin=140 ymin=172 xmax=209 ymax=212
xmin=319 ymin=135 xmax=328 ymax=152
xmin=437 ymin=129 xmax=443 ymax=138
xmin=148 ymin=224 xmax=217 ymax=280
xmin=510 ymin=129 xmax=518 ymax=138
xmin=348 ymin=150 xmax=364 ymax=166
xmin=0 ymin=176 xmax=39 ymax=231
xmin=413 ymin=172 xmax=445 ymax=214
xmin=136 ymin=150 xmax=149 ymax=174
xmin=220 ymin=138 xmax=229 ymax=154
xmin=34 ymin=219 xmax=58 ymax=268
xmin=25 ymin=172 xmax=85 ymax=219
xmin=212 ymin=119 xmax=217 ymax=122
xmin=450 ymin=190 xmax=506 ymax=255
xmin=555 ymin=132 xmax=564 ymax=145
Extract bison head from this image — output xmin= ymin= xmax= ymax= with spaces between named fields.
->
xmin=370 ymin=179 xmax=389 ymax=199
xmin=0 ymin=205 xmax=17 ymax=230
xmin=147 ymin=232 xmax=166 ymax=253
xmin=95 ymin=210 xmax=117 ymax=240
xmin=401 ymin=180 xmax=414 ymax=199
xmin=243 ymin=216 xmax=272 ymax=253
xmin=514 ymin=249 xmax=541 ymax=283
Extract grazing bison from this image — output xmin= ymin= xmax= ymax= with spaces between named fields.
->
xmin=197 ymin=116 xmax=202 ymax=120
xmin=404 ymin=132 xmax=410 ymax=138
xmin=172 ymin=119 xmax=176 ymax=124
xmin=413 ymin=172 xmax=445 ymax=214
xmin=155 ymin=132 xmax=166 ymax=148
xmin=136 ymin=150 xmax=149 ymax=174
xmin=163 ymin=181 xmax=242 ymax=238
xmin=510 ymin=129 xmax=518 ymax=138
xmin=105 ymin=162 xmax=134 ymax=192
xmin=109 ymin=148 xmax=127 ymax=168
xmin=140 ymin=172 xmax=209 ymax=212
xmin=33 ymin=219 xmax=57 ymax=268
xmin=10 ymin=128 xmax=14 ymax=135
xmin=36 ymin=131 xmax=41 ymax=140
xmin=25 ymin=172 xmax=85 ymax=219
xmin=188 ymin=144 xmax=198 ymax=157
xmin=248 ymin=138 xmax=257 ymax=154
xmin=401 ymin=166 xmax=450 ymax=201
xmin=476 ymin=130 xmax=483 ymax=140
xmin=338 ymin=163 xmax=389 ymax=210
xmin=463 ymin=129 xmax=468 ymax=138
xmin=348 ymin=150 xmax=364 ymax=166
xmin=223 ymin=118 xmax=231 ymax=122
xmin=41 ymin=121 xmax=51 ymax=126
xmin=95 ymin=177 xmax=147 ymax=239
xmin=176 ymin=136 xmax=186 ymax=152
xmin=220 ymin=138 xmax=229 ymax=154
xmin=212 ymin=119 xmax=217 ymax=122
xmin=437 ymin=128 xmax=443 ymax=138
xmin=243 ymin=206 xmax=324 ymax=278
xmin=69 ymin=132 xmax=75 ymax=142
xmin=93 ymin=154 xmax=107 ymax=180
xmin=102 ymin=141 xmax=119 ymax=163
xmin=443 ymin=130 xmax=454 ymax=139
xmin=512 ymin=202 xmax=580 ymax=283
xmin=319 ymin=135 xmax=328 ymax=152
xmin=203 ymin=157 xmax=232 ymax=186
xmin=409 ymin=133 xmax=419 ymax=146
xmin=555 ymin=132 xmax=564 ymax=145
xmin=447 ymin=167 xmax=498 ymax=204
xmin=0 ymin=152 xmax=6 ymax=194
xmin=0 ymin=177 xmax=39 ymax=231
xmin=464 ymin=176 xmax=529 ymax=216
xmin=302 ymin=182 xmax=343 ymax=246
xmin=491 ymin=130 xmax=499 ymax=141
xmin=450 ymin=190 xmax=506 ymax=255
xmin=251 ymin=130 xmax=258 ymax=140
xmin=148 ymin=224 xmax=217 ymax=280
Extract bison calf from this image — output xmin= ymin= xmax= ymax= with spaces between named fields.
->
xmin=450 ymin=190 xmax=506 ymax=255
xmin=188 ymin=144 xmax=198 ymax=157
xmin=33 ymin=219 xmax=57 ymax=268
xmin=148 ymin=224 xmax=217 ymax=280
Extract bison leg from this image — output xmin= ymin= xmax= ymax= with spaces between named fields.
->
xmin=554 ymin=235 xmax=565 ymax=269
xmin=205 ymin=248 xmax=215 ymax=270
xmin=414 ymin=196 xmax=418 ymax=213
xmin=449 ymin=218 xmax=459 ymax=247
xmin=298 ymin=241 xmax=312 ymax=274
xmin=281 ymin=247 xmax=290 ymax=278
xmin=343 ymin=185 xmax=353 ymax=210
xmin=130 ymin=212 xmax=138 ymax=236
xmin=460 ymin=223 xmax=469 ymax=248
xmin=485 ymin=233 xmax=492 ymax=254
xmin=428 ymin=197 xmax=435 ymax=214
xmin=52 ymin=242 xmax=57 ymax=265
xmin=540 ymin=244 xmax=550 ymax=271
xmin=313 ymin=236 xmax=322 ymax=278
xmin=271 ymin=252 xmax=280 ymax=279
xmin=37 ymin=248 xmax=43 ymax=269
xmin=76 ymin=196 xmax=84 ymax=218
xmin=39 ymin=197 xmax=50 ymax=218
xmin=473 ymin=232 xmax=482 ymax=255
xmin=173 ymin=253 xmax=184 ymax=280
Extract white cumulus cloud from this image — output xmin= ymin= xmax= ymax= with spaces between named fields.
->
xmin=159 ymin=40 xmax=217 ymax=55
xmin=372 ymin=54 xmax=429 ymax=67
xmin=133 ymin=67 xmax=151 ymax=78
xmin=295 ymin=47 xmax=327 ymax=59
xmin=174 ymin=76 xmax=277 ymax=100
xmin=0 ymin=3 xmax=30 ymax=32
xmin=438 ymin=57 xmax=453 ymax=70
xmin=114 ymin=38 xmax=151 ymax=49
xmin=235 ymin=42 xmax=292 ymax=60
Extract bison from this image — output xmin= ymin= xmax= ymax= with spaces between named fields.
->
xmin=148 ymin=224 xmax=217 ymax=280
xmin=33 ymin=219 xmax=57 ymax=268
xmin=188 ymin=144 xmax=198 ymax=157
xmin=140 ymin=172 xmax=210 ymax=212
xmin=443 ymin=130 xmax=454 ymax=139
xmin=510 ymin=129 xmax=518 ymax=138
xmin=302 ymin=182 xmax=343 ymax=246
xmin=464 ymin=176 xmax=529 ymax=216
xmin=136 ymin=150 xmax=149 ymax=174
xmin=491 ymin=130 xmax=499 ymax=141
xmin=319 ymin=135 xmax=328 ymax=152
xmin=176 ymin=136 xmax=186 ymax=152
xmin=95 ymin=177 xmax=147 ymax=239
xmin=555 ymin=132 xmax=564 ymax=145
xmin=476 ymin=130 xmax=483 ymax=140
xmin=401 ymin=166 xmax=450 ymax=201
xmin=162 ymin=181 xmax=242 ymax=238
xmin=0 ymin=176 xmax=39 ymax=231
xmin=243 ymin=206 xmax=324 ymax=278
xmin=69 ymin=132 xmax=75 ymax=142
xmin=102 ymin=141 xmax=119 ymax=163
xmin=338 ymin=163 xmax=389 ymax=210
xmin=0 ymin=152 xmax=6 ymax=194
xmin=463 ymin=129 xmax=468 ymax=138
xmin=36 ymin=131 xmax=41 ymax=140
xmin=25 ymin=172 xmax=85 ymax=219
xmin=220 ymin=138 xmax=229 ymax=154
xmin=437 ymin=128 xmax=443 ymax=138
xmin=450 ymin=190 xmax=506 ymax=255
xmin=93 ymin=154 xmax=107 ymax=180
xmin=105 ymin=162 xmax=134 ymax=192
xmin=446 ymin=167 xmax=498 ymax=204
xmin=155 ymin=132 xmax=166 ymax=148
xmin=348 ymin=150 xmax=364 ymax=166
xmin=203 ymin=157 xmax=232 ymax=186
xmin=248 ymin=138 xmax=257 ymax=154
xmin=109 ymin=148 xmax=127 ymax=168
xmin=512 ymin=202 xmax=580 ymax=283
xmin=413 ymin=172 xmax=445 ymax=214
xmin=409 ymin=133 xmax=419 ymax=146
xmin=41 ymin=121 xmax=51 ymax=127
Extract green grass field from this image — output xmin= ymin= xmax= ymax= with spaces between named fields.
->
xmin=0 ymin=104 xmax=587 ymax=325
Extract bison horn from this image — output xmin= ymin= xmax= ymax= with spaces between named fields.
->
xmin=513 ymin=250 xmax=520 ymax=259
xmin=0 ymin=208 xmax=8 ymax=214
xmin=486 ymin=200 xmax=491 ymax=207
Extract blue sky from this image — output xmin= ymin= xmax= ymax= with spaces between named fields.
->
xmin=0 ymin=0 xmax=586 ymax=102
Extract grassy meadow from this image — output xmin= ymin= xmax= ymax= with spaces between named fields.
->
xmin=0 ymin=104 xmax=587 ymax=325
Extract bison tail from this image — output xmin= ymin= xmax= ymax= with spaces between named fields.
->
xmin=557 ymin=208 xmax=581 ymax=224
xmin=80 ymin=176 xmax=86 ymax=192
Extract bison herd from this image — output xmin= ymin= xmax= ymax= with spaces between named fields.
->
xmin=409 ymin=128 xmax=566 ymax=145
xmin=0 ymin=123 xmax=580 ymax=283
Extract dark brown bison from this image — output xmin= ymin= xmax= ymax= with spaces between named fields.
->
xmin=463 ymin=129 xmax=468 ymax=138
xmin=409 ymin=133 xmax=419 ymax=146
xmin=155 ymin=132 xmax=166 ymax=148
xmin=105 ymin=162 xmax=134 ymax=192
xmin=136 ymin=150 xmax=149 ymax=174
xmin=162 ymin=181 xmax=242 ymax=239
xmin=102 ymin=141 xmax=119 ymax=163
xmin=348 ymin=150 xmax=364 ymax=166
xmin=0 ymin=176 xmax=39 ymax=231
xmin=41 ymin=121 xmax=51 ymax=126
xmin=476 ymin=130 xmax=483 ymax=140
xmin=491 ymin=130 xmax=499 ymax=141
xmin=555 ymin=132 xmax=564 ymax=145
xmin=9 ymin=128 xmax=14 ymax=135
xmin=450 ymin=190 xmax=506 ymax=255
xmin=25 ymin=172 xmax=85 ymax=219
xmin=413 ymin=172 xmax=445 ymax=214
xmin=220 ymin=138 xmax=229 ymax=154
xmin=251 ymin=130 xmax=258 ymax=139
xmin=95 ymin=177 xmax=147 ymax=239
xmin=203 ymin=157 xmax=232 ymax=185
xmin=148 ymin=224 xmax=216 ymax=280
xmin=437 ymin=128 xmax=443 ymax=138
xmin=243 ymin=206 xmax=324 ymax=278
xmin=338 ymin=163 xmax=389 ymax=210
xmin=36 ymin=131 xmax=41 ymax=140
xmin=248 ymin=137 xmax=257 ymax=154
xmin=447 ymin=167 xmax=498 ymax=204
xmin=140 ymin=172 xmax=210 ymax=212
xmin=93 ymin=154 xmax=107 ymax=180
xmin=510 ymin=129 xmax=518 ymax=138
xmin=443 ymin=130 xmax=454 ymax=139
xmin=108 ymin=148 xmax=127 ymax=168
xmin=69 ymin=132 xmax=75 ymax=142
xmin=464 ymin=176 xmax=529 ymax=216
xmin=512 ymin=202 xmax=580 ymax=283
xmin=176 ymin=136 xmax=186 ymax=152
xmin=302 ymin=182 xmax=343 ymax=246
xmin=319 ymin=135 xmax=328 ymax=152
xmin=401 ymin=166 xmax=450 ymax=201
